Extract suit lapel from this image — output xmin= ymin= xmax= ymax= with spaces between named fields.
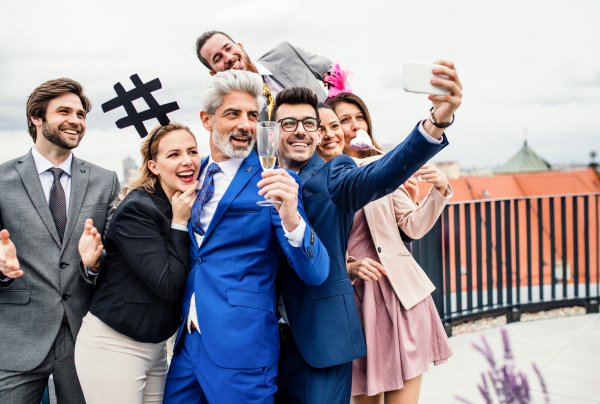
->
xmin=201 ymin=152 xmax=260 ymax=244
xmin=15 ymin=151 xmax=62 ymax=248
xmin=62 ymin=156 xmax=90 ymax=251
xmin=298 ymin=153 xmax=325 ymax=186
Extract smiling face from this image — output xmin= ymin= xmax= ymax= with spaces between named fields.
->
xmin=31 ymin=92 xmax=86 ymax=151
xmin=200 ymin=33 xmax=257 ymax=74
xmin=276 ymin=103 xmax=322 ymax=172
xmin=148 ymin=130 xmax=200 ymax=199
xmin=201 ymin=91 xmax=258 ymax=162
xmin=316 ymin=108 xmax=345 ymax=162
xmin=333 ymin=101 xmax=369 ymax=158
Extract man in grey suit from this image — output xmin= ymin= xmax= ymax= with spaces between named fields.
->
xmin=0 ymin=78 xmax=120 ymax=403
xmin=195 ymin=30 xmax=331 ymax=120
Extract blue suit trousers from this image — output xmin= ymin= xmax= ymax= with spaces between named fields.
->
xmin=163 ymin=330 xmax=278 ymax=404
xmin=274 ymin=328 xmax=352 ymax=404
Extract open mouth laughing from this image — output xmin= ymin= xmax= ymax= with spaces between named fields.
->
xmin=320 ymin=140 xmax=339 ymax=149
xmin=229 ymin=133 xmax=252 ymax=148
xmin=176 ymin=169 xmax=195 ymax=183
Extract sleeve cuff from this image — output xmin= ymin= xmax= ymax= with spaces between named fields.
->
xmin=85 ymin=266 xmax=98 ymax=276
xmin=282 ymin=216 xmax=306 ymax=248
xmin=0 ymin=276 xmax=11 ymax=282
xmin=171 ymin=223 xmax=188 ymax=232
xmin=418 ymin=120 xmax=444 ymax=144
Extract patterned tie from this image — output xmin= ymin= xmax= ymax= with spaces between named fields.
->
xmin=191 ymin=163 xmax=221 ymax=236
xmin=48 ymin=168 xmax=67 ymax=242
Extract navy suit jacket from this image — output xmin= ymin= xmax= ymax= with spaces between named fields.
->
xmin=174 ymin=151 xmax=329 ymax=370
xmin=280 ymin=123 xmax=448 ymax=368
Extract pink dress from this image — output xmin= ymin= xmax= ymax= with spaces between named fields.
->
xmin=348 ymin=209 xmax=453 ymax=397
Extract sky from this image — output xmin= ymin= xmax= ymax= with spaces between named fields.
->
xmin=1 ymin=0 xmax=599 ymax=181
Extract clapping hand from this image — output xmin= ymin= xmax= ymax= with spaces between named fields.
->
xmin=79 ymin=219 xmax=103 ymax=272
xmin=416 ymin=164 xmax=449 ymax=197
xmin=0 ymin=229 xmax=22 ymax=279
xmin=403 ymin=176 xmax=419 ymax=205
xmin=257 ymin=169 xmax=300 ymax=232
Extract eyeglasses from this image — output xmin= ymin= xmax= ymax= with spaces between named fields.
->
xmin=277 ymin=117 xmax=321 ymax=132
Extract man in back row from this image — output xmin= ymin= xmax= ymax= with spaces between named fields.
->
xmin=195 ymin=30 xmax=331 ymax=120
xmin=272 ymin=61 xmax=462 ymax=404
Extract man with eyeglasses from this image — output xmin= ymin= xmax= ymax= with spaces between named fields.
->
xmin=272 ymin=81 xmax=461 ymax=403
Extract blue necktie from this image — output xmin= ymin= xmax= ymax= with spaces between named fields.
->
xmin=191 ymin=163 xmax=221 ymax=236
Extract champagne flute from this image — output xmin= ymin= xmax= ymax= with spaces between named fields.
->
xmin=256 ymin=121 xmax=281 ymax=206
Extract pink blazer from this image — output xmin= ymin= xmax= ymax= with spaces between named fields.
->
xmin=353 ymin=156 xmax=453 ymax=310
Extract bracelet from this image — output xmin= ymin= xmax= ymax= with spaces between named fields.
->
xmin=429 ymin=107 xmax=454 ymax=129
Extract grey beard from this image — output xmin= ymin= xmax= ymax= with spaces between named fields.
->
xmin=212 ymin=124 xmax=255 ymax=159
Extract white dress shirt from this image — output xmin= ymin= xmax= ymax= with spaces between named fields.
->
xmin=187 ymin=156 xmax=306 ymax=333
xmin=31 ymin=147 xmax=73 ymax=211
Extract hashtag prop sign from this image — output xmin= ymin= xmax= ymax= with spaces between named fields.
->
xmin=102 ymin=74 xmax=179 ymax=137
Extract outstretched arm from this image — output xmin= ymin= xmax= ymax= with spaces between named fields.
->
xmin=287 ymin=42 xmax=331 ymax=83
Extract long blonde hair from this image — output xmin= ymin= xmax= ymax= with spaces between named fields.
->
xmin=116 ymin=122 xmax=195 ymax=206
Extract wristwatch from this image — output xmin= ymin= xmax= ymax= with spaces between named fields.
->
xmin=429 ymin=107 xmax=454 ymax=129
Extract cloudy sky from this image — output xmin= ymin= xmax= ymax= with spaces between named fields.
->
xmin=1 ymin=0 xmax=599 ymax=181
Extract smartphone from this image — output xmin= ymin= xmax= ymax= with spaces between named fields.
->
xmin=402 ymin=62 xmax=451 ymax=95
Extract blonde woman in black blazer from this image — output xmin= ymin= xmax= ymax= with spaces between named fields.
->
xmin=74 ymin=123 xmax=200 ymax=404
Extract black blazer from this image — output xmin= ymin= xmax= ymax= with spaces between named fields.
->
xmin=89 ymin=181 xmax=190 ymax=343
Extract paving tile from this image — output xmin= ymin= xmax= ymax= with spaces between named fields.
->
xmin=543 ymin=348 xmax=600 ymax=377
xmin=420 ymin=371 xmax=449 ymax=393
xmin=509 ymin=318 xmax=588 ymax=348
xmin=540 ymin=369 xmax=600 ymax=401
xmin=529 ymin=390 xmax=598 ymax=404
xmin=419 ymin=376 xmax=480 ymax=404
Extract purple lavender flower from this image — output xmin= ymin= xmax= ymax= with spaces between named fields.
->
xmin=501 ymin=327 xmax=513 ymax=360
xmin=532 ymin=362 xmax=550 ymax=404
xmin=456 ymin=329 xmax=549 ymax=404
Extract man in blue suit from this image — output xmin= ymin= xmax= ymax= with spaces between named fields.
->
xmin=273 ymin=61 xmax=462 ymax=404
xmin=163 ymin=70 xmax=329 ymax=404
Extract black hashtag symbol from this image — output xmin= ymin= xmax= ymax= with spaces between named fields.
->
xmin=102 ymin=74 xmax=179 ymax=137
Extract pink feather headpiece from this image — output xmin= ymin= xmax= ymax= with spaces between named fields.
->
xmin=324 ymin=63 xmax=353 ymax=98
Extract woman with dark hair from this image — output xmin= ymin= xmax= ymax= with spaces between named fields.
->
xmin=74 ymin=123 xmax=200 ymax=403
xmin=324 ymin=94 xmax=454 ymax=404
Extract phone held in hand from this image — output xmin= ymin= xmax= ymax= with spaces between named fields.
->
xmin=402 ymin=62 xmax=451 ymax=95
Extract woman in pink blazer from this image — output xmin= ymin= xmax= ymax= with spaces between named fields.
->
xmin=317 ymin=98 xmax=453 ymax=404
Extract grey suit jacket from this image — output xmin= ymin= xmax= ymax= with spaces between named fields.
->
xmin=258 ymin=42 xmax=331 ymax=121
xmin=0 ymin=150 xmax=119 ymax=372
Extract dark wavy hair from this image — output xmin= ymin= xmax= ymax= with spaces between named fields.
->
xmin=326 ymin=92 xmax=382 ymax=158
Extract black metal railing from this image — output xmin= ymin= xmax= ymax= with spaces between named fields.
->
xmin=412 ymin=193 xmax=600 ymax=336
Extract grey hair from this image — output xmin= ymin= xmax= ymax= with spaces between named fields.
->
xmin=200 ymin=70 xmax=265 ymax=115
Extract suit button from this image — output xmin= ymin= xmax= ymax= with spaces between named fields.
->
xmin=62 ymin=293 xmax=71 ymax=301
xmin=60 ymin=262 xmax=68 ymax=269
xmin=197 ymin=258 xmax=203 ymax=264
xmin=377 ymin=247 xmax=382 ymax=253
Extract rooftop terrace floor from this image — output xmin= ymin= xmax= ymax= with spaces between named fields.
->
xmin=420 ymin=313 xmax=600 ymax=403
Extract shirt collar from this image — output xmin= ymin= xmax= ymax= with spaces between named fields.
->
xmin=31 ymin=147 xmax=73 ymax=177
xmin=254 ymin=62 xmax=272 ymax=77
xmin=208 ymin=155 xmax=244 ymax=180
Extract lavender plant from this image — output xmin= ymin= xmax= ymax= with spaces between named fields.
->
xmin=455 ymin=328 xmax=550 ymax=404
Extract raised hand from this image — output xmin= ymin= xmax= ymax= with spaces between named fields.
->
xmin=422 ymin=60 xmax=463 ymax=139
xmin=257 ymin=169 xmax=300 ymax=232
xmin=417 ymin=164 xmax=449 ymax=197
xmin=171 ymin=181 xmax=198 ymax=227
xmin=346 ymin=258 xmax=387 ymax=282
xmin=0 ymin=229 xmax=22 ymax=279
xmin=78 ymin=219 xmax=103 ymax=271
xmin=403 ymin=175 xmax=419 ymax=205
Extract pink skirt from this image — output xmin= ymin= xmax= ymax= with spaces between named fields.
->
xmin=351 ymin=275 xmax=453 ymax=396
